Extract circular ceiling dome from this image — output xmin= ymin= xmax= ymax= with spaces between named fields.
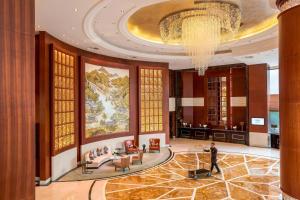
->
xmin=36 ymin=0 xmax=279 ymax=69
xmin=126 ymin=0 xmax=277 ymax=45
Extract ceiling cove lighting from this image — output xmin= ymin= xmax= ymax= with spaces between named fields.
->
xmin=159 ymin=0 xmax=241 ymax=75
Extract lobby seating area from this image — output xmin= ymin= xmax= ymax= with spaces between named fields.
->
xmin=84 ymin=150 xmax=112 ymax=169
xmin=124 ymin=140 xmax=139 ymax=154
xmin=57 ymin=147 xmax=171 ymax=182
xmin=149 ymin=138 xmax=161 ymax=152
xmin=114 ymin=156 xmax=130 ymax=172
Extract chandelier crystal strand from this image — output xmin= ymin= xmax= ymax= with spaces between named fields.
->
xmin=159 ymin=1 xmax=241 ymax=75
xmin=182 ymin=16 xmax=221 ymax=75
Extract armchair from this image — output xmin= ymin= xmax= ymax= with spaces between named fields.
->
xmin=149 ymin=138 xmax=160 ymax=152
xmin=124 ymin=140 xmax=139 ymax=154
xmin=114 ymin=156 xmax=130 ymax=172
xmin=132 ymin=151 xmax=143 ymax=165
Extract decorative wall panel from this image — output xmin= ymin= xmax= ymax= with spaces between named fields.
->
xmin=140 ymin=68 xmax=164 ymax=133
xmin=85 ymin=63 xmax=130 ymax=138
xmin=51 ymin=47 xmax=76 ymax=155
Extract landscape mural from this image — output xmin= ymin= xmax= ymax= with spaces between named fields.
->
xmin=85 ymin=63 xmax=129 ymax=138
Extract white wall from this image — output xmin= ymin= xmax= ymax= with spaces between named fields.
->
xmin=169 ymin=97 xmax=176 ymax=112
xmin=181 ymin=98 xmax=204 ymax=107
xmin=249 ymin=132 xmax=270 ymax=147
xmin=81 ymin=135 xmax=134 ymax=158
xmin=51 ymin=147 xmax=77 ymax=181
xmin=139 ymin=133 xmax=166 ymax=149
xmin=231 ymin=97 xmax=247 ymax=107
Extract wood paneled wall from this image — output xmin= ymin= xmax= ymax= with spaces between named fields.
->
xmin=179 ymin=65 xmax=248 ymax=129
xmin=248 ymin=64 xmax=268 ymax=133
xmin=0 ymin=0 xmax=35 ymax=199
xmin=231 ymin=67 xmax=248 ymax=128
xmin=278 ymin=5 xmax=300 ymax=199
xmin=181 ymin=71 xmax=194 ymax=124
xmin=193 ymin=73 xmax=206 ymax=126
xmin=35 ymin=31 xmax=169 ymax=182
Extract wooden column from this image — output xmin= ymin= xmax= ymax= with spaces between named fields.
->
xmin=193 ymin=73 xmax=205 ymax=126
xmin=0 ymin=0 xmax=35 ymax=199
xmin=181 ymin=71 xmax=194 ymax=124
xmin=248 ymin=64 xmax=268 ymax=147
xmin=278 ymin=5 xmax=300 ymax=199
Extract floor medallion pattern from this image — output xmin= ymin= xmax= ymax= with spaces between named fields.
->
xmin=105 ymin=152 xmax=280 ymax=200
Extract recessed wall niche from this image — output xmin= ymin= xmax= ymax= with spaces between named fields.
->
xmin=50 ymin=46 xmax=77 ymax=155
xmin=140 ymin=68 xmax=164 ymax=133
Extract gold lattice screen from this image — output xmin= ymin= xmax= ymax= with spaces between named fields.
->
xmin=52 ymin=48 xmax=76 ymax=153
xmin=140 ymin=68 xmax=164 ymax=133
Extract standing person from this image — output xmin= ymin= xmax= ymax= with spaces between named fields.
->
xmin=210 ymin=142 xmax=221 ymax=173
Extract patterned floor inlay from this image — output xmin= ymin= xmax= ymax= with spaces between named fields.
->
xmin=105 ymin=152 xmax=281 ymax=200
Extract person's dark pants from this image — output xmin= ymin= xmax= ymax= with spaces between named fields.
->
xmin=211 ymin=162 xmax=221 ymax=172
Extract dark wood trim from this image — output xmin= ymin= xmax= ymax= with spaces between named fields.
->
xmin=179 ymin=63 xmax=246 ymax=72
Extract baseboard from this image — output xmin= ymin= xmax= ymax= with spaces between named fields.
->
xmin=249 ymin=132 xmax=270 ymax=147
xmin=39 ymin=178 xmax=51 ymax=186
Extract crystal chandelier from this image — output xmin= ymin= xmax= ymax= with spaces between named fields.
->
xmin=160 ymin=0 xmax=241 ymax=75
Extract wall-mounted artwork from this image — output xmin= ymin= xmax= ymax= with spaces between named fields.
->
xmin=85 ymin=63 xmax=129 ymax=138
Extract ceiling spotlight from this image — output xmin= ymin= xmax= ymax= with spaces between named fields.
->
xmin=74 ymin=8 xmax=78 ymax=12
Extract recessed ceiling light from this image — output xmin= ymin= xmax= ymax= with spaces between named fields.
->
xmin=71 ymin=27 xmax=75 ymax=30
xmin=62 ymin=34 xmax=66 ymax=37
xmin=74 ymin=8 xmax=78 ymax=12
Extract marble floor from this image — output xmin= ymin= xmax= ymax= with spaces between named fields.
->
xmin=36 ymin=139 xmax=280 ymax=200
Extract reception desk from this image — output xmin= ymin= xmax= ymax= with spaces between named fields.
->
xmin=179 ymin=127 xmax=249 ymax=145
xmin=179 ymin=127 xmax=211 ymax=140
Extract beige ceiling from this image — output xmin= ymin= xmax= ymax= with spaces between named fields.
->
xmin=35 ymin=0 xmax=279 ymax=69
xmin=127 ymin=0 xmax=278 ymax=44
